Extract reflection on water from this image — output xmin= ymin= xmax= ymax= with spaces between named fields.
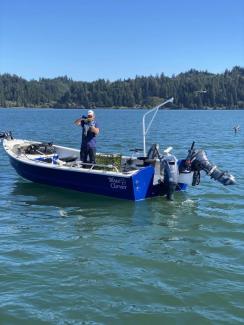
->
xmin=11 ymin=181 xmax=155 ymax=229
xmin=11 ymin=180 xmax=200 ymax=228
xmin=12 ymin=180 xmax=129 ymax=209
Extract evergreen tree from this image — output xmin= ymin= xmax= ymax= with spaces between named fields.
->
xmin=0 ymin=66 xmax=243 ymax=109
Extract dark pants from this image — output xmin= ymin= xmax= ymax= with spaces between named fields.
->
xmin=80 ymin=146 xmax=96 ymax=164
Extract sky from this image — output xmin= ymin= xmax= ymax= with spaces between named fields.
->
xmin=0 ymin=0 xmax=243 ymax=81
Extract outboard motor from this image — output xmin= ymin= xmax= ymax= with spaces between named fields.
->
xmin=160 ymin=153 xmax=179 ymax=200
xmin=185 ymin=142 xmax=236 ymax=186
xmin=0 ymin=131 xmax=13 ymax=140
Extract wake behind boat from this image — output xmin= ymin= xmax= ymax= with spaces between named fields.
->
xmin=0 ymin=99 xmax=236 ymax=201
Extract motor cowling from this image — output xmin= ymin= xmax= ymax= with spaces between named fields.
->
xmin=160 ymin=154 xmax=179 ymax=200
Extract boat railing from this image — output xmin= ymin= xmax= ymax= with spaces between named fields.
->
xmin=32 ymin=156 xmax=121 ymax=173
xmin=60 ymin=160 xmax=120 ymax=173
xmin=78 ymin=161 xmax=119 ymax=173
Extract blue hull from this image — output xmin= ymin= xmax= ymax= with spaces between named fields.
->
xmin=9 ymin=156 xmax=157 ymax=201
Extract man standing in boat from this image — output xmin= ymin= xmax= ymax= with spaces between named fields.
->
xmin=74 ymin=110 xmax=99 ymax=164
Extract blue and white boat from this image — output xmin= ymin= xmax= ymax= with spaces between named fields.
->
xmin=0 ymin=99 xmax=236 ymax=201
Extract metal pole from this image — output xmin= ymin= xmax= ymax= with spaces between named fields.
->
xmin=142 ymin=98 xmax=173 ymax=156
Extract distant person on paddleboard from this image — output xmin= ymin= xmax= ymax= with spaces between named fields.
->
xmin=74 ymin=109 xmax=99 ymax=164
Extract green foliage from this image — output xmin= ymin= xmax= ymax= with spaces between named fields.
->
xmin=0 ymin=67 xmax=243 ymax=108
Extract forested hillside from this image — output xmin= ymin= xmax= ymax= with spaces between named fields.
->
xmin=0 ymin=66 xmax=243 ymax=109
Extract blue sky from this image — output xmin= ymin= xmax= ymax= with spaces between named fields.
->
xmin=0 ymin=0 xmax=243 ymax=81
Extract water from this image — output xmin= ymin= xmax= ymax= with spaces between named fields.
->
xmin=0 ymin=108 xmax=244 ymax=324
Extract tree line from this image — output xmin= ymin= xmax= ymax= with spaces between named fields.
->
xmin=0 ymin=66 xmax=243 ymax=109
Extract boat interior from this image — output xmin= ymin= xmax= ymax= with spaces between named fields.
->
xmin=9 ymin=140 xmax=161 ymax=174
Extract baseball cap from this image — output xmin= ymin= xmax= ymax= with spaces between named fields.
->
xmin=87 ymin=110 xmax=94 ymax=116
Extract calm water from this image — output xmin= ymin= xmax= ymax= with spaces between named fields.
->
xmin=0 ymin=108 xmax=244 ymax=324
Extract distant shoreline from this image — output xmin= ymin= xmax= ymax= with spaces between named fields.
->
xmin=1 ymin=67 xmax=243 ymax=110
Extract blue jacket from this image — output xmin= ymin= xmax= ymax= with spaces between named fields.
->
xmin=81 ymin=119 xmax=99 ymax=148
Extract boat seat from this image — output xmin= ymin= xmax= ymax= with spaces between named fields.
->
xmin=143 ymin=158 xmax=156 ymax=166
xmin=136 ymin=158 xmax=156 ymax=167
xmin=137 ymin=144 xmax=160 ymax=161
xmin=59 ymin=155 xmax=78 ymax=162
xmin=147 ymin=144 xmax=160 ymax=159
xmin=137 ymin=156 xmax=147 ymax=161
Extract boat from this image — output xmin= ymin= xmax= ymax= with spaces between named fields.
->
xmin=0 ymin=99 xmax=236 ymax=201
